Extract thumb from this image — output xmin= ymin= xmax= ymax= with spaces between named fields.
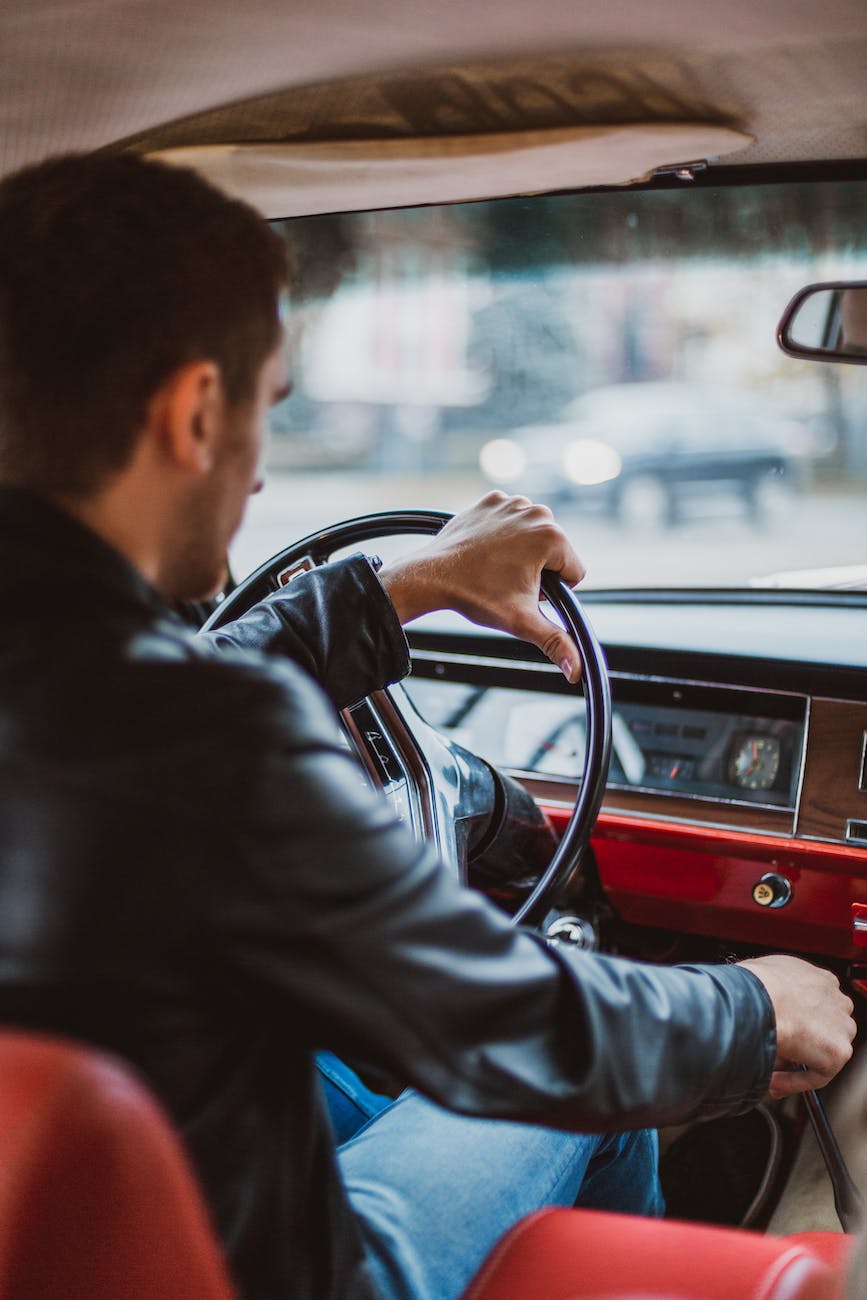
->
xmin=520 ymin=607 xmax=583 ymax=684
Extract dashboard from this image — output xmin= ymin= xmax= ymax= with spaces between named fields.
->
xmin=399 ymin=593 xmax=867 ymax=963
xmin=403 ymin=673 xmax=806 ymax=815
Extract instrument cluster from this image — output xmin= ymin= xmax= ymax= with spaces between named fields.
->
xmin=403 ymin=672 xmax=808 ymax=812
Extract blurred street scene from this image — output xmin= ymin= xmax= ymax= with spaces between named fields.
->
xmin=232 ymin=181 xmax=867 ymax=591
xmin=231 ymin=470 xmax=866 ymax=591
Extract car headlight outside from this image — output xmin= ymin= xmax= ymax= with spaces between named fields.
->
xmin=479 ymin=438 xmax=527 ymax=483
xmin=563 ymin=439 xmax=622 ymax=486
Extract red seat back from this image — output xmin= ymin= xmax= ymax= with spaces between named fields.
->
xmin=463 ymin=1207 xmax=852 ymax=1300
xmin=0 ymin=1029 xmax=855 ymax=1300
xmin=0 ymin=1030 xmax=235 ymax=1300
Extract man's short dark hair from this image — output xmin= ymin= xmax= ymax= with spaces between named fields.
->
xmin=0 ymin=153 xmax=289 ymax=495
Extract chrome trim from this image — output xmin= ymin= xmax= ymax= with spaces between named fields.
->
xmin=597 ymin=808 xmax=792 ymax=837
xmin=845 ymin=819 xmax=867 ymax=848
xmin=853 ymin=918 xmax=867 ymax=932
xmin=792 ymin=693 xmax=812 ymax=827
xmin=607 ymin=669 xmax=806 ymax=701
xmin=370 ymin=690 xmax=438 ymax=845
xmin=809 ymin=694 xmax=867 ymax=709
xmin=411 ymin=649 xmax=560 ymax=674
xmin=505 ymin=770 xmax=583 ymax=789
xmin=798 ymin=832 xmax=867 ymax=851
xmin=341 ymin=690 xmax=438 ymax=850
xmin=503 ymin=766 xmax=796 ymax=818
xmin=340 ymin=707 xmax=380 ymax=783
xmin=860 ymin=729 xmax=867 ymax=793
xmin=609 ymin=783 xmax=790 ymax=815
xmin=276 ymin=555 xmax=316 ymax=586
xmin=411 ymin=649 xmax=809 ymax=702
xmin=514 ymin=775 xmax=795 ymax=837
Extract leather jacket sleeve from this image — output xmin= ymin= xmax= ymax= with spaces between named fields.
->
xmin=200 ymin=654 xmax=776 ymax=1133
xmin=204 ymin=556 xmax=410 ymax=709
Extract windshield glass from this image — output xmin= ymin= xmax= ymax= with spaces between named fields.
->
xmin=231 ymin=177 xmax=867 ymax=590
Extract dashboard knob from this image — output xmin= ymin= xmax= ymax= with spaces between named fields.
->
xmin=752 ymin=873 xmax=792 ymax=909
xmin=545 ymin=916 xmax=598 ymax=950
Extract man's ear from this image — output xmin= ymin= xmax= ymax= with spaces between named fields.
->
xmin=148 ymin=361 xmax=223 ymax=475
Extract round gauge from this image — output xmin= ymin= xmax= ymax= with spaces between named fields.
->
xmin=728 ymin=734 xmax=781 ymax=791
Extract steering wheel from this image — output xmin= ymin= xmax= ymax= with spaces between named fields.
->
xmin=202 ymin=510 xmax=612 ymax=928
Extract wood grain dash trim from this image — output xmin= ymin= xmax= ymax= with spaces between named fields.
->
xmin=795 ymin=698 xmax=867 ymax=843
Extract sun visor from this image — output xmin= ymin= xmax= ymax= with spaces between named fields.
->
xmin=148 ymin=123 xmax=752 ymax=218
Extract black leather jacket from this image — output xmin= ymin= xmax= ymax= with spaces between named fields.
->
xmin=0 ymin=489 xmax=776 ymax=1300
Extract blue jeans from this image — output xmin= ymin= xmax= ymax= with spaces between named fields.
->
xmin=317 ymin=1054 xmax=663 ymax=1300
xmin=316 ymin=1049 xmax=393 ymax=1145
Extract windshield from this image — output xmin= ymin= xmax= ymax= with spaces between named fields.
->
xmin=231 ymin=176 xmax=867 ymax=590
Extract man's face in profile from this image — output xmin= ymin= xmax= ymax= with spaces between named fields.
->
xmin=163 ymin=333 xmax=290 ymax=601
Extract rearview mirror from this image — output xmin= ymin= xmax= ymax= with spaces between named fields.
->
xmin=777 ymin=281 xmax=867 ymax=365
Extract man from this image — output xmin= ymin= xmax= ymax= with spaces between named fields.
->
xmin=0 ymin=153 xmax=855 ymax=1300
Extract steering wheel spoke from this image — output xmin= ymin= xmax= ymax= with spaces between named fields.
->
xmin=343 ymin=686 xmax=461 ymax=875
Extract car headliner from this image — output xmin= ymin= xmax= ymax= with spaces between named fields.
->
xmin=1 ymin=0 xmax=865 ymax=215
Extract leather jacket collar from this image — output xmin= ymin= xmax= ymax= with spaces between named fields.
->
xmin=0 ymin=486 xmax=173 ymax=623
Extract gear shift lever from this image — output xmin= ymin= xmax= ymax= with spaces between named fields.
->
xmin=802 ymin=1087 xmax=863 ymax=1233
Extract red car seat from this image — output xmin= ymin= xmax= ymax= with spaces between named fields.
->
xmin=0 ymin=1030 xmax=236 ymax=1299
xmin=0 ymin=1029 xmax=854 ymax=1300
xmin=463 ymin=1206 xmax=853 ymax=1300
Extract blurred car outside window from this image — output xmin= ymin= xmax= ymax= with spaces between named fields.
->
xmin=231 ymin=179 xmax=867 ymax=590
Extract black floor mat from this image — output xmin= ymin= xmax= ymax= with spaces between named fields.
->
xmin=660 ymin=1104 xmax=783 ymax=1228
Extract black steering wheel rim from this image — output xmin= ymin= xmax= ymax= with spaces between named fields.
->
xmin=204 ymin=510 xmax=612 ymax=928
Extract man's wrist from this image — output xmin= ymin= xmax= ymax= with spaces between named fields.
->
xmin=378 ymin=555 xmax=445 ymax=625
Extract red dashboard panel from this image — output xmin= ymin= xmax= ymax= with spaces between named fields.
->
xmin=544 ymin=808 xmax=867 ymax=959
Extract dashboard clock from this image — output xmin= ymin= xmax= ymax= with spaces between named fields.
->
xmin=728 ymin=734 xmax=781 ymax=791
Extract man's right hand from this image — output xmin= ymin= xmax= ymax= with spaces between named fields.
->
xmin=378 ymin=492 xmax=587 ymax=682
xmin=738 ymin=954 xmax=856 ymax=1097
